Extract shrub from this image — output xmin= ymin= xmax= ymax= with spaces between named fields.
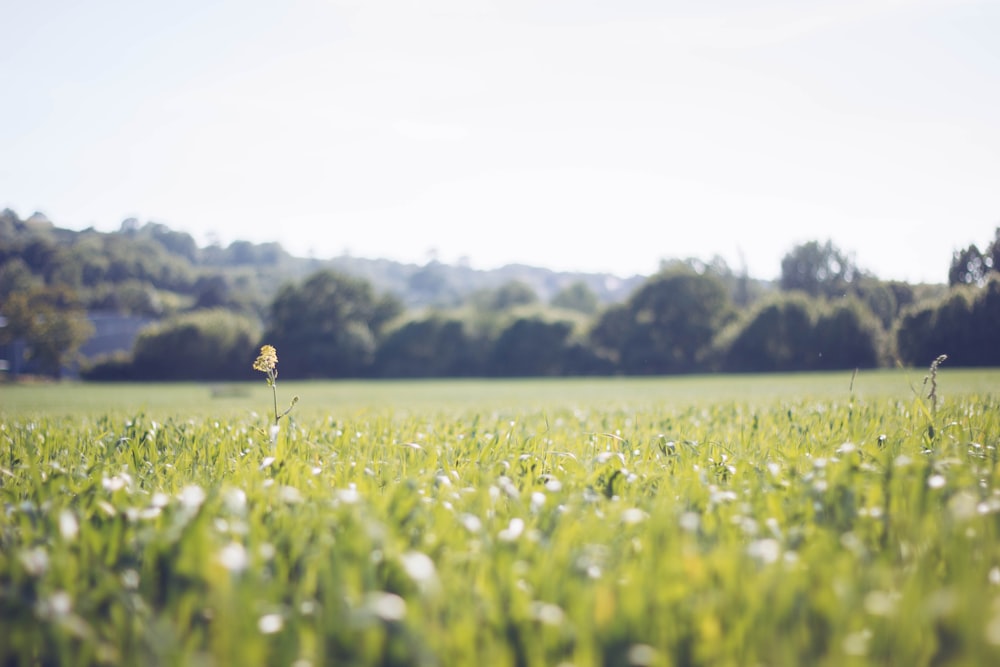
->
xmin=129 ymin=309 xmax=262 ymax=380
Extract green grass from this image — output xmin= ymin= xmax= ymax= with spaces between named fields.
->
xmin=2 ymin=370 xmax=1000 ymax=665
xmin=3 ymin=368 xmax=999 ymax=418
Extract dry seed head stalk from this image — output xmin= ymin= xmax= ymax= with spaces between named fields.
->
xmin=923 ymin=354 xmax=947 ymax=414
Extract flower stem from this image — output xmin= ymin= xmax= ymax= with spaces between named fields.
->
xmin=272 ymin=382 xmax=279 ymax=425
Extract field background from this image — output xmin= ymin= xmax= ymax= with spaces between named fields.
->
xmin=4 ymin=369 xmax=1000 ymax=419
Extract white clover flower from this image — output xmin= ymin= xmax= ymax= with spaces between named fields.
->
xmin=621 ymin=508 xmax=647 ymax=525
xmin=258 ymin=613 xmax=283 ymax=634
xmin=179 ymin=485 xmax=206 ymax=510
xmin=20 ymin=547 xmax=49 ymax=576
xmin=59 ymin=509 xmax=78 ymax=541
xmin=102 ymin=475 xmax=129 ymax=492
xmin=679 ymin=512 xmax=701 ymax=532
xmin=747 ymin=538 xmax=781 ymax=564
xmin=530 ymin=491 xmax=546 ymax=513
xmin=337 ymin=485 xmax=361 ymax=504
xmin=365 ymin=592 xmax=407 ymax=621
xmin=400 ymin=551 xmax=437 ymax=584
xmin=499 ymin=517 xmax=525 ymax=542
xmin=217 ymin=542 xmax=249 ymax=573
xmin=530 ymin=601 xmax=565 ymax=626
xmin=279 ymin=486 xmax=303 ymax=504
xmin=459 ymin=513 xmax=482 ymax=533
xmin=222 ymin=488 xmax=247 ymax=514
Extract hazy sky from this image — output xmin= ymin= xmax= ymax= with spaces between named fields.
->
xmin=3 ymin=0 xmax=998 ymax=282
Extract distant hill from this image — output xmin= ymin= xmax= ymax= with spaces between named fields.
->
xmin=0 ymin=209 xmax=646 ymax=312
xmin=324 ymin=255 xmax=646 ymax=308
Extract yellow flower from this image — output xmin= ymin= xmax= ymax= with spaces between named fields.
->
xmin=253 ymin=345 xmax=278 ymax=374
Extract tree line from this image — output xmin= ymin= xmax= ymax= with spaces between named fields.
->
xmin=82 ymin=238 xmax=1000 ymax=381
xmin=2 ymin=209 xmax=999 ymax=380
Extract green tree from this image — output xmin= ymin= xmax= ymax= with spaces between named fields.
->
xmin=928 ymin=290 xmax=976 ymax=365
xmin=0 ymin=285 xmax=94 ymax=377
xmin=970 ymin=277 xmax=1000 ymax=366
xmin=989 ymin=228 xmax=1000 ymax=277
xmin=592 ymin=268 xmax=732 ymax=375
xmin=950 ymin=227 xmax=1000 ymax=287
xmin=896 ymin=280 xmax=1000 ymax=368
xmin=0 ymin=258 xmax=40 ymax=300
xmin=949 ymin=244 xmax=990 ymax=287
xmin=489 ymin=317 xmax=574 ymax=377
xmin=473 ymin=281 xmax=539 ymax=312
xmin=662 ymin=255 xmax=761 ymax=308
xmin=88 ymin=280 xmax=165 ymax=317
xmin=551 ymin=281 xmax=599 ymax=315
xmin=20 ymin=237 xmax=59 ymax=277
xmin=587 ymin=303 xmax=630 ymax=371
xmin=896 ymin=290 xmax=971 ymax=367
xmin=129 ymin=309 xmax=261 ymax=380
xmin=780 ymin=240 xmax=859 ymax=298
xmin=141 ymin=222 xmax=199 ymax=262
xmin=375 ymin=316 xmax=485 ymax=377
xmin=407 ymin=262 xmax=461 ymax=307
xmin=895 ymin=306 xmax=938 ymax=369
xmin=887 ymin=281 xmax=916 ymax=311
xmin=720 ymin=295 xmax=883 ymax=372
xmin=851 ymin=278 xmax=898 ymax=330
xmin=263 ymin=270 xmax=402 ymax=378
xmin=718 ymin=295 xmax=817 ymax=372
xmin=812 ymin=299 xmax=883 ymax=369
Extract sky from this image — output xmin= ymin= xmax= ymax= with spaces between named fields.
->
xmin=2 ymin=0 xmax=999 ymax=283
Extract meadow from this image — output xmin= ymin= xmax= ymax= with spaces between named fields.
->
xmin=2 ymin=369 xmax=1000 ymax=666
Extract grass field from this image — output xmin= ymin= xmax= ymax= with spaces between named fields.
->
xmin=4 ymin=368 xmax=1000 ymax=418
xmin=2 ymin=370 xmax=1000 ymax=665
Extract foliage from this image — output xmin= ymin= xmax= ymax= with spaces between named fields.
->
xmin=661 ymin=255 xmax=764 ymax=308
xmin=593 ymin=267 xmax=733 ymax=374
xmin=780 ymin=239 xmax=860 ymax=298
xmin=812 ymin=298 xmax=885 ymax=370
xmin=79 ymin=351 xmax=136 ymax=381
xmin=587 ymin=303 xmax=631 ymax=368
xmin=472 ymin=280 xmax=540 ymax=312
xmin=0 ymin=284 xmax=94 ymax=376
xmin=716 ymin=293 xmax=818 ymax=372
xmin=488 ymin=317 xmax=575 ymax=376
xmin=263 ymin=270 xmax=403 ymax=378
xmin=85 ymin=279 xmax=169 ymax=317
xmin=2 ymin=376 xmax=1000 ymax=665
xmin=992 ymin=229 xmax=1000 ymax=278
xmin=0 ymin=257 xmax=41 ymax=300
xmin=202 ymin=239 xmax=290 ymax=267
xmin=896 ymin=277 xmax=1000 ymax=367
xmin=123 ymin=309 xmax=262 ymax=380
xmin=851 ymin=277 xmax=898 ymax=330
xmin=551 ymin=281 xmax=600 ymax=315
xmin=5 ymin=208 xmax=997 ymax=378
xmin=406 ymin=262 xmax=463 ymax=307
xmin=375 ymin=316 xmax=487 ymax=378
xmin=0 ymin=210 xmax=291 ymax=319
xmin=717 ymin=295 xmax=885 ymax=372
xmin=949 ymin=228 xmax=999 ymax=287
xmin=949 ymin=244 xmax=991 ymax=287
